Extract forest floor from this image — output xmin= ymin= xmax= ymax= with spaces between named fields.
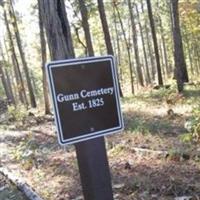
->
xmin=0 ymin=84 xmax=200 ymax=200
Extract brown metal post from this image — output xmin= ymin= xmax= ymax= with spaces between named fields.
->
xmin=75 ymin=137 xmax=114 ymax=200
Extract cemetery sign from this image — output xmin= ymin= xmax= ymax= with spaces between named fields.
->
xmin=46 ymin=56 xmax=124 ymax=145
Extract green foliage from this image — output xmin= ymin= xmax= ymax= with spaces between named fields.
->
xmin=109 ymin=144 xmax=125 ymax=156
xmin=7 ymin=105 xmax=27 ymax=121
xmin=11 ymin=133 xmax=39 ymax=170
xmin=128 ymin=118 xmax=151 ymax=135
xmin=179 ymin=133 xmax=193 ymax=143
xmin=183 ymin=104 xmax=200 ymax=142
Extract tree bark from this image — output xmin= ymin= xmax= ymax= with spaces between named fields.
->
xmin=39 ymin=0 xmax=74 ymax=60
xmin=171 ymin=0 xmax=189 ymax=92
xmin=38 ymin=0 xmax=51 ymax=115
xmin=146 ymin=0 xmax=163 ymax=86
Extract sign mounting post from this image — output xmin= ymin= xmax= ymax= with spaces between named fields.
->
xmin=46 ymin=55 xmax=124 ymax=200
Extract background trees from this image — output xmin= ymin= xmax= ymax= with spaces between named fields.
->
xmin=0 ymin=0 xmax=199 ymax=110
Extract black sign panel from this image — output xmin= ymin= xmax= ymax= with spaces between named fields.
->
xmin=46 ymin=56 xmax=124 ymax=145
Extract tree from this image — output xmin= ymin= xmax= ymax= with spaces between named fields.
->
xmin=135 ymin=2 xmax=151 ymax=85
xmin=158 ymin=16 xmax=170 ymax=77
xmin=39 ymin=1 xmax=113 ymax=199
xmin=0 ymin=44 xmax=15 ymax=104
xmin=0 ymin=61 xmax=12 ymax=103
xmin=97 ymin=0 xmax=113 ymax=55
xmin=140 ymin=0 xmax=156 ymax=81
xmin=78 ymin=0 xmax=94 ymax=56
xmin=2 ymin=3 xmax=28 ymax=106
xmin=113 ymin=1 xmax=135 ymax=94
xmin=171 ymin=0 xmax=189 ymax=92
xmin=146 ymin=0 xmax=163 ymax=86
xmin=38 ymin=0 xmax=51 ymax=114
xmin=128 ymin=0 xmax=144 ymax=87
xmin=39 ymin=0 xmax=74 ymax=60
xmin=97 ymin=0 xmax=123 ymax=97
xmin=8 ymin=0 xmax=37 ymax=108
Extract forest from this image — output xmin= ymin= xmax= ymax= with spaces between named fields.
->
xmin=0 ymin=0 xmax=200 ymax=200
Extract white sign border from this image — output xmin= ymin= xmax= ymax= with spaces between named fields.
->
xmin=46 ymin=55 xmax=124 ymax=145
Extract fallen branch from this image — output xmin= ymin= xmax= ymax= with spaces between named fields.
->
xmin=0 ymin=167 xmax=43 ymax=200
xmin=130 ymin=147 xmax=169 ymax=158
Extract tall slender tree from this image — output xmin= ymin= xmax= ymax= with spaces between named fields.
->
xmin=140 ymin=0 xmax=156 ymax=81
xmin=8 ymin=0 xmax=37 ymax=108
xmin=0 ymin=44 xmax=15 ymax=104
xmin=128 ymin=0 xmax=144 ymax=87
xmin=146 ymin=0 xmax=163 ymax=86
xmin=113 ymin=1 xmax=135 ymax=94
xmin=2 ymin=4 xmax=28 ymax=106
xmin=171 ymin=0 xmax=189 ymax=92
xmin=113 ymin=6 xmax=123 ymax=84
xmin=158 ymin=17 xmax=170 ymax=77
xmin=135 ymin=3 xmax=151 ymax=85
xmin=38 ymin=0 xmax=51 ymax=114
xmin=78 ymin=0 xmax=94 ymax=56
xmin=0 ymin=61 xmax=13 ymax=103
xmin=97 ymin=0 xmax=123 ymax=97
xmin=97 ymin=0 xmax=113 ymax=55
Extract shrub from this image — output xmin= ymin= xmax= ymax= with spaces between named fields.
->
xmin=183 ymin=104 xmax=200 ymax=142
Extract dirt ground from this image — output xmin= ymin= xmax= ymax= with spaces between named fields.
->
xmin=0 ymin=87 xmax=200 ymax=200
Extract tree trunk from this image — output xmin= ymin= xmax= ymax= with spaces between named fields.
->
xmin=97 ymin=0 xmax=123 ymax=97
xmin=4 ymin=67 xmax=15 ymax=104
xmin=39 ymin=1 xmax=74 ymax=60
xmin=78 ymin=0 xmax=94 ymax=56
xmin=3 ymin=39 xmax=18 ymax=103
xmin=39 ymin=1 xmax=114 ymax=199
xmin=159 ymin=17 xmax=170 ymax=77
xmin=114 ymin=1 xmax=134 ymax=94
xmin=0 ymin=44 xmax=15 ymax=105
xmin=113 ymin=8 xmax=122 ymax=82
xmin=140 ymin=0 xmax=156 ymax=82
xmin=185 ymin=34 xmax=194 ymax=75
xmin=159 ymin=42 xmax=165 ymax=78
xmin=171 ymin=0 xmax=189 ymax=92
xmin=0 ymin=62 xmax=12 ymax=102
xmin=135 ymin=3 xmax=151 ymax=85
xmin=146 ymin=0 xmax=163 ymax=86
xmin=3 ymin=6 xmax=28 ymax=106
xmin=128 ymin=0 xmax=144 ymax=87
xmin=38 ymin=0 xmax=51 ymax=115
xmin=97 ymin=0 xmax=113 ymax=55
xmin=9 ymin=0 xmax=37 ymax=108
